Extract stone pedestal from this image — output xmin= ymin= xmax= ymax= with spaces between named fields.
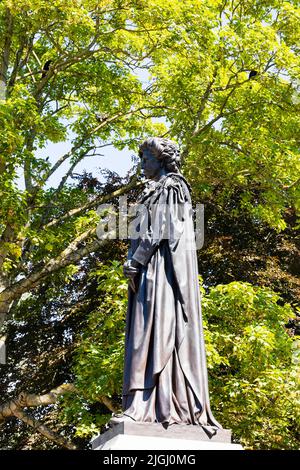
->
xmin=91 ymin=422 xmax=243 ymax=450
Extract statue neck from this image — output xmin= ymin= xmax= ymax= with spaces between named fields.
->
xmin=152 ymin=168 xmax=168 ymax=182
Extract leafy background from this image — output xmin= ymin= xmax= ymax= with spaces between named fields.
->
xmin=0 ymin=0 xmax=299 ymax=450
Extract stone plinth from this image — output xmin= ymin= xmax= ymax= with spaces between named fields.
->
xmin=91 ymin=422 xmax=243 ymax=450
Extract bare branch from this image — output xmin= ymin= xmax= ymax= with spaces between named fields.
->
xmin=0 ymin=384 xmax=76 ymax=420
xmin=195 ymin=105 xmax=246 ymax=136
xmin=192 ymin=73 xmax=218 ymax=136
xmin=43 ymin=106 xmax=149 ymax=184
xmin=0 ymin=384 xmax=77 ymax=449
xmin=0 ymin=383 xmax=117 ymax=447
xmin=7 ymin=35 xmax=27 ymax=89
xmin=13 ymin=409 xmax=77 ymax=450
xmin=217 ymin=140 xmax=251 ymax=156
xmin=44 ymin=139 xmax=109 ymax=184
xmin=44 ymin=175 xmax=142 ymax=229
xmin=1 ymin=177 xmax=142 ymax=308
xmin=23 ymin=130 xmax=36 ymax=193
xmin=0 ymin=228 xmax=108 ymax=307
xmin=283 ymin=177 xmax=300 ymax=190
xmin=54 ymin=145 xmax=94 ymax=194
xmin=212 ymin=77 xmax=250 ymax=92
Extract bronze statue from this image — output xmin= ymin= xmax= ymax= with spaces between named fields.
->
xmin=111 ymin=137 xmax=222 ymax=432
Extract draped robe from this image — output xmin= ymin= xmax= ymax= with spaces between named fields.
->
xmin=122 ymin=172 xmax=221 ymax=429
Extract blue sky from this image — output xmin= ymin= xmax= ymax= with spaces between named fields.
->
xmin=40 ymin=136 xmax=135 ymax=186
xmin=16 ymin=134 xmax=136 ymax=190
xmin=16 ymin=68 xmax=153 ymax=190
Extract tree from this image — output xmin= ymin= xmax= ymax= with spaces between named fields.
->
xmin=61 ymin=261 xmax=299 ymax=450
xmin=0 ymin=0 xmax=167 ymax=338
xmin=0 ymin=170 xmax=132 ymax=448
xmin=136 ymin=0 xmax=300 ymax=230
xmin=202 ymin=281 xmax=300 ymax=450
xmin=1 ymin=0 xmax=300 ymax=449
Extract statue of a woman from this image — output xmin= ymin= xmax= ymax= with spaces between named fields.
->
xmin=111 ymin=137 xmax=221 ymax=431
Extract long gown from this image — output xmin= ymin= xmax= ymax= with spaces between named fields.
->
xmin=122 ymin=172 xmax=222 ymax=430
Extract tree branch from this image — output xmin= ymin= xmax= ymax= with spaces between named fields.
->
xmin=7 ymin=34 xmax=27 ymax=89
xmin=217 ymin=140 xmax=251 ymax=156
xmin=23 ymin=129 xmax=36 ymax=194
xmin=13 ymin=408 xmax=77 ymax=450
xmin=0 ymin=383 xmax=117 ymax=447
xmin=0 ymin=383 xmax=76 ymax=419
xmin=192 ymin=75 xmax=217 ymax=138
xmin=43 ymin=108 xmax=141 ymax=184
xmin=0 ymin=215 xmax=18 ymax=271
xmin=194 ymin=105 xmax=246 ymax=137
xmin=32 ymin=46 xmax=107 ymax=100
xmin=44 ymin=175 xmax=142 ymax=229
xmin=100 ymin=396 xmax=117 ymax=413
xmin=0 ymin=6 xmax=14 ymax=92
xmin=0 ymin=384 xmax=77 ymax=449
xmin=4 ymin=177 xmax=141 ymax=316
xmin=53 ymin=145 xmax=95 ymax=195
xmin=0 ymin=228 xmax=109 ymax=308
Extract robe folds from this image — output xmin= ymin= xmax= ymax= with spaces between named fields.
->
xmin=122 ymin=172 xmax=221 ymax=429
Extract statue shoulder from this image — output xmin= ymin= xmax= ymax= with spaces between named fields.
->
xmin=138 ymin=174 xmax=192 ymax=205
xmin=162 ymin=173 xmax=192 ymax=199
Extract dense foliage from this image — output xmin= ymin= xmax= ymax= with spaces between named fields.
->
xmin=64 ymin=261 xmax=299 ymax=449
xmin=0 ymin=0 xmax=299 ymax=450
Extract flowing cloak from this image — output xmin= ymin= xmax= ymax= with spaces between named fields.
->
xmin=122 ymin=172 xmax=221 ymax=429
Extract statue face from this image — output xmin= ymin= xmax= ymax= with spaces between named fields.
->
xmin=141 ymin=148 xmax=162 ymax=180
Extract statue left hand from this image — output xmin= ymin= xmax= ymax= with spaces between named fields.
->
xmin=123 ymin=259 xmax=141 ymax=278
xmin=123 ymin=259 xmax=141 ymax=293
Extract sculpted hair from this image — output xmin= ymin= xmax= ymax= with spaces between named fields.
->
xmin=139 ymin=137 xmax=181 ymax=173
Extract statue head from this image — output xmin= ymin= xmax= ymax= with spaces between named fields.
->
xmin=138 ymin=137 xmax=181 ymax=177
